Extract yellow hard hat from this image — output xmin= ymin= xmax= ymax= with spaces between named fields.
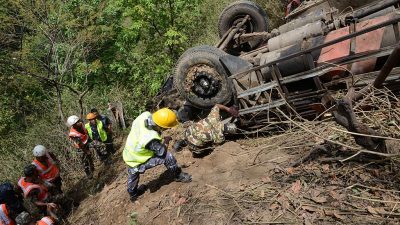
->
xmin=152 ymin=108 xmax=178 ymax=128
xmin=86 ymin=112 xmax=96 ymax=120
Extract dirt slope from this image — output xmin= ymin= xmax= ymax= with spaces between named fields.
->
xmin=67 ymin=126 xmax=400 ymax=224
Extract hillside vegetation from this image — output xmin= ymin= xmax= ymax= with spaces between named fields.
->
xmin=0 ymin=0 xmax=285 ymax=183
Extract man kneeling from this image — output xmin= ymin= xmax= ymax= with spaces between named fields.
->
xmin=176 ymin=104 xmax=239 ymax=156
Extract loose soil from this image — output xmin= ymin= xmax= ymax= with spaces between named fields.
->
xmin=66 ymin=123 xmax=400 ymax=225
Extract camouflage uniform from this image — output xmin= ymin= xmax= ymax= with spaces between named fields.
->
xmin=185 ymin=105 xmax=225 ymax=149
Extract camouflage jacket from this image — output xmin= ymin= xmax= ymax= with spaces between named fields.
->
xmin=185 ymin=105 xmax=225 ymax=147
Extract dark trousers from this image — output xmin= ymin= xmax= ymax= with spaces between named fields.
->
xmin=105 ymin=135 xmax=115 ymax=154
xmin=49 ymin=176 xmax=63 ymax=194
xmin=127 ymin=152 xmax=179 ymax=196
xmin=80 ymin=150 xmax=94 ymax=176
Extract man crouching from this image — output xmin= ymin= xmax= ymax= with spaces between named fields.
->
xmin=123 ymin=108 xmax=192 ymax=202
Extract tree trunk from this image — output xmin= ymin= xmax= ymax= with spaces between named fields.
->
xmin=55 ymin=84 xmax=65 ymax=123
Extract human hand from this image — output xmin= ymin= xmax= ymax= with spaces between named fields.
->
xmin=47 ymin=203 xmax=57 ymax=209
xmin=228 ymin=106 xmax=239 ymax=117
xmin=163 ymin=136 xmax=173 ymax=145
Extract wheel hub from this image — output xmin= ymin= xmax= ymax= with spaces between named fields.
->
xmin=185 ymin=64 xmax=221 ymax=99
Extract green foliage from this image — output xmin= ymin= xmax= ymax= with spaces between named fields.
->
xmin=0 ymin=0 xmax=208 ymax=182
xmin=0 ymin=0 xmax=285 ymax=184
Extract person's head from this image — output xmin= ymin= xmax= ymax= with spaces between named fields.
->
xmin=15 ymin=211 xmax=34 ymax=225
xmin=146 ymin=108 xmax=178 ymax=132
xmin=86 ymin=113 xmax=97 ymax=125
xmin=23 ymin=165 xmax=38 ymax=180
xmin=67 ymin=115 xmax=82 ymax=128
xmin=33 ymin=145 xmax=47 ymax=161
xmin=90 ymin=108 xmax=99 ymax=117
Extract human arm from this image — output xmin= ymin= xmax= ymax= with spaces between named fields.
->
xmin=215 ymin=104 xmax=239 ymax=117
xmin=48 ymin=152 xmax=60 ymax=165
xmin=106 ymin=118 xmax=113 ymax=134
xmin=70 ymin=137 xmax=91 ymax=154
xmin=28 ymin=190 xmax=57 ymax=210
xmin=145 ymin=139 xmax=168 ymax=157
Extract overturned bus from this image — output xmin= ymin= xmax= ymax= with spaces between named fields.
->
xmin=156 ymin=0 xmax=400 ymax=131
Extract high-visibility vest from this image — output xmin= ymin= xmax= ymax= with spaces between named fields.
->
xmin=85 ymin=120 xmax=107 ymax=142
xmin=32 ymin=153 xmax=60 ymax=182
xmin=17 ymin=178 xmax=48 ymax=201
xmin=0 ymin=204 xmax=15 ymax=225
xmin=123 ymin=112 xmax=161 ymax=168
xmin=37 ymin=216 xmax=54 ymax=225
xmin=68 ymin=125 xmax=89 ymax=148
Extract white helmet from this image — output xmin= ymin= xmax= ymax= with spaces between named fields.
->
xmin=67 ymin=115 xmax=80 ymax=127
xmin=33 ymin=145 xmax=47 ymax=157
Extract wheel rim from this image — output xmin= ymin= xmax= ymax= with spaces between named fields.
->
xmin=185 ymin=64 xmax=222 ymax=99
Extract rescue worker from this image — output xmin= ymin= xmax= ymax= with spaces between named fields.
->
xmin=67 ymin=115 xmax=94 ymax=178
xmin=123 ymin=108 xmax=192 ymax=202
xmin=175 ymin=104 xmax=239 ymax=155
xmin=31 ymin=145 xmax=62 ymax=194
xmin=17 ymin=165 xmax=57 ymax=214
xmin=15 ymin=212 xmax=56 ymax=225
xmin=85 ymin=113 xmax=112 ymax=165
xmin=0 ymin=204 xmax=16 ymax=225
xmin=90 ymin=108 xmax=115 ymax=154
xmin=0 ymin=182 xmax=25 ymax=216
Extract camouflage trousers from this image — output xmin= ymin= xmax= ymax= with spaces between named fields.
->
xmin=127 ymin=152 xmax=179 ymax=196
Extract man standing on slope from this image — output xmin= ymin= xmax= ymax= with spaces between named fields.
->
xmin=66 ymin=115 xmax=94 ymax=179
xmin=31 ymin=145 xmax=62 ymax=194
xmin=90 ymin=108 xmax=115 ymax=154
xmin=123 ymin=108 xmax=192 ymax=202
xmin=85 ymin=113 xmax=112 ymax=165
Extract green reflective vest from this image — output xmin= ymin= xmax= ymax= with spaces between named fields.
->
xmin=123 ymin=112 xmax=161 ymax=168
xmin=85 ymin=120 xmax=108 ymax=142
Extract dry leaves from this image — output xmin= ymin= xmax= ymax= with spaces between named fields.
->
xmin=291 ymin=180 xmax=301 ymax=194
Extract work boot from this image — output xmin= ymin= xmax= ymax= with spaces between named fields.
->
xmin=175 ymin=170 xmax=192 ymax=183
xmin=130 ymin=185 xmax=147 ymax=202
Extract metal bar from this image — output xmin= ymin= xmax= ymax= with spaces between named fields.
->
xmin=231 ymin=15 xmax=400 ymax=80
xmin=218 ymin=15 xmax=250 ymax=51
xmin=215 ymin=27 xmax=233 ymax=48
xmin=352 ymin=0 xmax=400 ymax=19
xmin=288 ymin=90 xmax=326 ymax=100
xmin=237 ymin=81 xmax=277 ymax=98
xmin=239 ymin=99 xmax=286 ymax=115
xmin=240 ymin=45 xmax=269 ymax=59
xmin=281 ymin=45 xmax=395 ymax=84
xmin=393 ymin=22 xmax=400 ymax=41
xmin=272 ymin=65 xmax=290 ymax=95
xmin=373 ymin=43 xmax=400 ymax=87
xmin=324 ymin=67 xmax=400 ymax=87
xmin=349 ymin=22 xmax=357 ymax=55
xmin=351 ymin=42 xmax=400 ymax=100
xmin=306 ymin=53 xmax=324 ymax=90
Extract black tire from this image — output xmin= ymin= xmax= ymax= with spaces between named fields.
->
xmin=218 ymin=0 xmax=268 ymax=54
xmin=174 ymin=46 xmax=233 ymax=109
xmin=177 ymin=45 xmax=227 ymax=61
